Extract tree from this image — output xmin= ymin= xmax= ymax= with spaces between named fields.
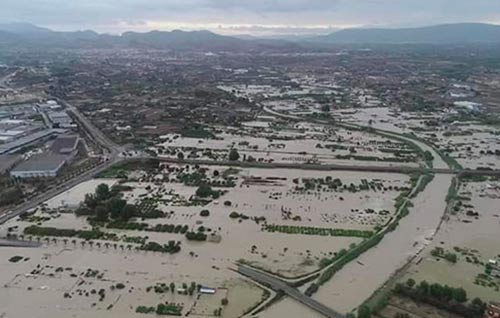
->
xmin=121 ymin=204 xmax=137 ymax=221
xmin=200 ymin=209 xmax=210 ymax=217
xmin=321 ymin=104 xmax=330 ymax=112
xmin=357 ymin=305 xmax=371 ymax=318
xmin=95 ymin=184 xmax=111 ymax=202
xmin=229 ymin=148 xmax=240 ymax=161
xmin=196 ymin=184 xmax=213 ymax=198
xmin=177 ymin=152 xmax=185 ymax=160
xmin=84 ymin=193 xmax=98 ymax=209
xmin=108 ymin=198 xmax=127 ymax=219
xmin=452 ymin=287 xmax=467 ymax=303
xmin=95 ymin=205 xmax=109 ymax=222
xmin=406 ymin=278 xmax=416 ymax=288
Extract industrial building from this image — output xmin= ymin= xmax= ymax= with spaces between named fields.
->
xmin=47 ymin=111 xmax=76 ymax=129
xmin=50 ymin=135 xmax=80 ymax=155
xmin=10 ymin=154 xmax=67 ymax=179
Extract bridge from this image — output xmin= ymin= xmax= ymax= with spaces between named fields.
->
xmin=237 ymin=264 xmax=344 ymax=318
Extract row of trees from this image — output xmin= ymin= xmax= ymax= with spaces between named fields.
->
xmin=391 ymin=279 xmax=486 ymax=318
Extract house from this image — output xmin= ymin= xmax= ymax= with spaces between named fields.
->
xmin=10 ymin=154 xmax=67 ymax=179
xmin=199 ymin=287 xmax=216 ymax=295
xmin=485 ymin=302 xmax=500 ymax=318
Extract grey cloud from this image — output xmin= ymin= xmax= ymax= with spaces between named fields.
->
xmin=0 ymin=0 xmax=499 ymax=33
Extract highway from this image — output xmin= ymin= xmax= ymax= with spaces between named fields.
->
xmin=238 ymin=265 xmax=344 ymax=318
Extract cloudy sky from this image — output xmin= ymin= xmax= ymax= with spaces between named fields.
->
xmin=1 ymin=0 xmax=500 ymax=35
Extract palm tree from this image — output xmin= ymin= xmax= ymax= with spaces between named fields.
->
xmin=119 ymin=245 xmax=124 ymax=251
xmin=88 ymin=241 xmax=94 ymax=249
xmin=44 ymin=237 xmax=50 ymax=244
xmin=104 ymin=242 xmax=110 ymax=249
xmin=113 ymin=243 xmax=117 ymax=250
xmin=80 ymin=241 xmax=86 ymax=248
xmin=127 ymin=245 xmax=132 ymax=251
xmin=71 ymin=239 xmax=77 ymax=246
xmin=52 ymin=238 xmax=57 ymax=245
xmin=96 ymin=242 xmax=101 ymax=249
xmin=63 ymin=239 xmax=68 ymax=245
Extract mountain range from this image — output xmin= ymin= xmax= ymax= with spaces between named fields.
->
xmin=0 ymin=22 xmax=500 ymax=50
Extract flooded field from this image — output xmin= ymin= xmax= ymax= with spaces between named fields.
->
xmin=0 ymin=162 xmax=410 ymax=317
xmin=402 ymin=177 xmax=500 ymax=303
xmin=309 ymin=174 xmax=452 ymax=314
xmin=155 ymin=120 xmax=421 ymax=167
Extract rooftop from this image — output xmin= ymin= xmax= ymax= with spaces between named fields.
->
xmin=11 ymin=154 xmax=67 ymax=172
xmin=50 ymin=135 xmax=79 ymax=154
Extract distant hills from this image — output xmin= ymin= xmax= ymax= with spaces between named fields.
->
xmin=309 ymin=23 xmax=500 ymax=44
xmin=0 ymin=22 xmax=500 ymax=50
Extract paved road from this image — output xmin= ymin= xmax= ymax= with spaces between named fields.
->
xmin=57 ymin=98 xmax=123 ymax=156
xmin=157 ymin=157 xmax=500 ymax=176
xmin=238 ymin=265 xmax=344 ymax=318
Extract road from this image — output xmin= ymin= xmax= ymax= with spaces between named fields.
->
xmin=157 ymin=157 xmax=500 ymax=177
xmin=0 ymin=157 xmax=121 ymax=225
xmin=238 ymin=265 xmax=344 ymax=318
xmin=0 ymin=95 xmax=125 ymax=225
xmin=56 ymin=98 xmax=123 ymax=156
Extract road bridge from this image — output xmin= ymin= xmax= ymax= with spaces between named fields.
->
xmin=237 ymin=265 xmax=344 ymax=318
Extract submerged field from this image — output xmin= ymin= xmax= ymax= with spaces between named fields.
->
xmin=0 ymin=161 xmax=411 ymax=317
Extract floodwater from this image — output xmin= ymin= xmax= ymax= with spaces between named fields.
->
xmin=256 ymin=174 xmax=451 ymax=316
xmin=404 ymin=180 xmax=500 ymax=302
xmin=311 ymin=174 xmax=452 ymax=313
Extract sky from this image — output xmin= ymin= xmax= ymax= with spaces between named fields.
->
xmin=1 ymin=0 xmax=500 ymax=36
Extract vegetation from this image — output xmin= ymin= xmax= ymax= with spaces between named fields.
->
xmin=431 ymin=247 xmax=458 ymax=263
xmin=228 ymin=148 xmax=240 ymax=161
xmin=140 ymin=241 xmax=181 ymax=254
xmin=24 ymin=225 xmax=117 ymax=241
xmin=8 ymin=255 xmax=24 ymax=263
xmin=393 ymin=279 xmax=486 ymax=318
xmin=76 ymin=183 xmax=138 ymax=222
xmin=263 ymin=224 xmax=374 ymax=238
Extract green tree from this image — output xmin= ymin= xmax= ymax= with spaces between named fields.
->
xmin=196 ymin=184 xmax=213 ymax=198
xmin=108 ymin=198 xmax=127 ymax=219
xmin=95 ymin=184 xmax=111 ymax=202
xmin=95 ymin=205 xmax=109 ymax=222
xmin=84 ymin=193 xmax=98 ymax=209
xmin=406 ymin=278 xmax=416 ymax=288
xmin=357 ymin=305 xmax=371 ymax=318
xmin=229 ymin=148 xmax=240 ymax=161
xmin=121 ymin=204 xmax=137 ymax=221
xmin=452 ymin=287 xmax=467 ymax=303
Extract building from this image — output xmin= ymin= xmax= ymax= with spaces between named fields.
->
xmin=47 ymin=111 xmax=76 ymax=129
xmin=0 ymin=129 xmax=61 ymax=155
xmin=0 ymin=154 xmax=21 ymax=174
xmin=485 ymin=302 xmax=500 ymax=318
xmin=50 ymin=135 xmax=80 ymax=156
xmin=10 ymin=154 xmax=67 ymax=179
xmin=199 ymin=287 xmax=216 ymax=295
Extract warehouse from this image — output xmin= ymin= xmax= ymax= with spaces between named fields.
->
xmin=10 ymin=154 xmax=67 ymax=179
